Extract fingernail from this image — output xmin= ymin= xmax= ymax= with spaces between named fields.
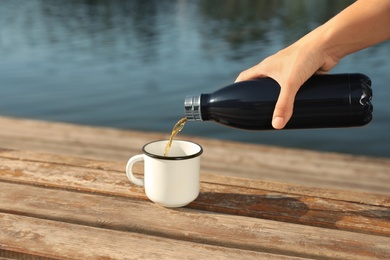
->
xmin=272 ymin=117 xmax=285 ymax=129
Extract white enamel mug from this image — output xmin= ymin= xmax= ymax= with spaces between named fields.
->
xmin=126 ymin=140 xmax=203 ymax=208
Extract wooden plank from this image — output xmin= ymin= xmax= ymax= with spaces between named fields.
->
xmin=0 ymin=116 xmax=389 ymax=193
xmin=0 ymin=156 xmax=389 ymax=237
xmin=0 ymin=116 xmax=154 ymax=161
xmin=1 ymin=213 xmax=298 ymax=260
xmin=0 ymin=251 xmax=57 ymax=260
xmin=0 ymin=149 xmax=389 ymax=208
xmin=200 ymin=143 xmax=390 ymax=194
xmin=1 ymin=183 xmax=389 ymax=259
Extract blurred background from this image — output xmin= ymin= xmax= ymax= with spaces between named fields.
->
xmin=0 ymin=0 xmax=389 ymax=158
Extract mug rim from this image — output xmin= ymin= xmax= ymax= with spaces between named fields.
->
xmin=142 ymin=140 xmax=203 ymax=160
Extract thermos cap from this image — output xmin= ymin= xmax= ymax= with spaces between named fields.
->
xmin=184 ymin=95 xmax=202 ymax=121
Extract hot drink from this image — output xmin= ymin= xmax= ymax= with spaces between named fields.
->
xmin=164 ymin=117 xmax=187 ymax=156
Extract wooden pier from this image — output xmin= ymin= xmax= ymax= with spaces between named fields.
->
xmin=0 ymin=116 xmax=389 ymax=259
xmin=0 ymin=116 xmax=388 ymax=194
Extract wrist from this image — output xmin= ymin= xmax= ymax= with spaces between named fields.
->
xmin=293 ymin=25 xmax=340 ymax=74
xmin=319 ymin=23 xmax=350 ymax=62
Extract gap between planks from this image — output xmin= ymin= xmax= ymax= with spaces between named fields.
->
xmin=1 ymin=184 xmax=390 ymax=260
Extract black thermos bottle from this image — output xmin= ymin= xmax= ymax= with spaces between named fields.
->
xmin=184 ymin=73 xmax=372 ymax=130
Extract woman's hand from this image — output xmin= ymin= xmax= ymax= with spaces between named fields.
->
xmin=235 ymin=0 xmax=390 ymax=129
xmin=235 ymin=26 xmax=340 ymax=129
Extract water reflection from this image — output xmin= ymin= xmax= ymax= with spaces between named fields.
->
xmin=0 ymin=0 xmax=388 ymax=157
xmin=197 ymin=0 xmax=354 ymax=58
xmin=40 ymin=0 xmax=163 ymax=63
xmin=1 ymin=0 xmax=355 ymax=62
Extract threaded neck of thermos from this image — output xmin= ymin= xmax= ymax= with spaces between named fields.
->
xmin=184 ymin=95 xmax=202 ymax=121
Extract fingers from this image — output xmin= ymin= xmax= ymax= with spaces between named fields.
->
xmin=235 ymin=70 xmax=254 ymax=83
xmin=234 ymin=59 xmax=299 ymax=129
xmin=272 ymin=87 xmax=296 ymax=129
xmin=235 ymin=69 xmax=252 ymax=83
xmin=235 ymin=63 xmax=267 ymax=83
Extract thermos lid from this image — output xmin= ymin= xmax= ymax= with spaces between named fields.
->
xmin=184 ymin=95 xmax=202 ymax=121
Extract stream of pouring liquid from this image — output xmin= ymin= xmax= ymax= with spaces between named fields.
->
xmin=164 ymin=117 xmax=187 ymax=156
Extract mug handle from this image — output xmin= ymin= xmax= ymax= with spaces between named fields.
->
xmin=126 ymin=154 xmax=145 ymax=186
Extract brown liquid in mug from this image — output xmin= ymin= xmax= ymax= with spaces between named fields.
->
xmin=164 ymin=117 xmax=187 ymax=156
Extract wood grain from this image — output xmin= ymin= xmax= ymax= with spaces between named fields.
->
xmin=2 ymin=213 xmax=302 ymax=260
xmin=0 ymin=151 xmax=389 ymax=237
xmin=1 ymin=183 xmax=389 ymax=259
xmin=0 ymin=116 xmax=389 ymax=259
xmin=0 ymin=116 xmax=389 ymax=194
xmin=0 ymin=149 xmax=388 ymax=206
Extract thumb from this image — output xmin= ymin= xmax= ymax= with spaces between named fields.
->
xmin=272 ymin=87 xmax=297 ymax=129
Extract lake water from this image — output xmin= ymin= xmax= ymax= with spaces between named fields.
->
xmin=1 ymin=0 xmax=389 ymax=158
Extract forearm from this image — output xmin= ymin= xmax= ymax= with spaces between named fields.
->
xmin=319 ymin=0 xmax=390 ymax=59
